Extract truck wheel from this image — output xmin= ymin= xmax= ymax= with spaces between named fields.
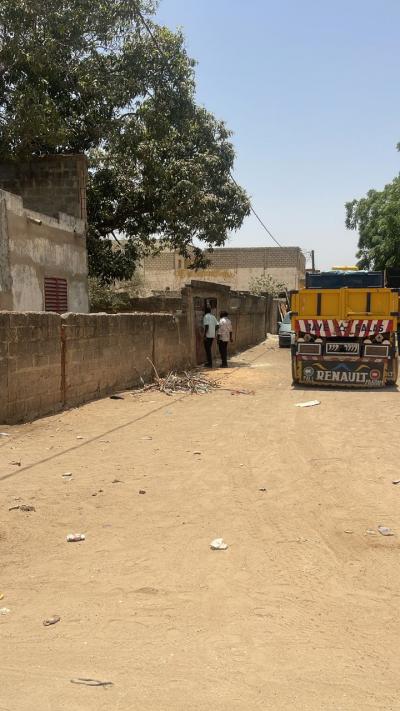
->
xmin=387 ymin=358 xmax=399 ymax=386
xmin=291 ymin=357 xmax=298 ymax=384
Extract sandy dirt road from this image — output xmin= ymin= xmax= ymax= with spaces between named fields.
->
xmin=1 ymin=338 xmax=400 ymax=710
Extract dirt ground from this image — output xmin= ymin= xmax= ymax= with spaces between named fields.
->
xmin=1 ymin=337 xmax=400 ymax=710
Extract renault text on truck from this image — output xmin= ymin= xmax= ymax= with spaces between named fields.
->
xmin=290 ymin=270 xmax=399 ymax=387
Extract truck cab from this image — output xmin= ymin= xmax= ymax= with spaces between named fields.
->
xmin=291 ymin=270 xmax=399 ymax=387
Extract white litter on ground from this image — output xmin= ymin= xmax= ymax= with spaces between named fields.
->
xmin=210 ymin=538 xmax=228 ymax=550
xmin=295 ymin=400 xmax=321 ymax=408
xmin=378 ymin=526 xmax=394 ymax=537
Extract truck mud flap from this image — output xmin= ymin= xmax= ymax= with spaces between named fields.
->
xmin=297 ymin=359 xmax=387 ymax=387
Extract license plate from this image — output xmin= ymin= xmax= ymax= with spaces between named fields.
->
xmin=326 ymin=342 xmax=360 ymax=355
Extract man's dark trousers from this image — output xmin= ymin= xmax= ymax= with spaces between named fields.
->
xmin=218 ymin=340 xmax=228 ymax=367
xmin=204 ymin=337 xmax=214 ymax=367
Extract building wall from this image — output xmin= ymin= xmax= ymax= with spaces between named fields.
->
xmin=0 ymin=311 xmax=190 ymax=424
xmin=140 ymin=246 xmax=306 ymax=293
xmin=62 ymin=312 xmax=191 ymax=407
xmin=0 ymin=155 xmax=88 ymax=221
xmin=0 ymin=190 xmax=88 ymax=312
xmin=0 ymin=312 xmax=62 ymax=424
xmin=0 ymin=282 xmax=272 ymax=424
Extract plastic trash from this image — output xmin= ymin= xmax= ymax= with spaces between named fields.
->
xmin=0 ymin=433 xmax=10 ymax=437
xmin=43 ymin=615 xmax=61 ymax=626
xmin=378 ymin=526 xmax=394 ymax=536
xmin=138 ymin=490 xmax=146 ymax=495
xmin=0 ymin=607 xmax=10 ymax=615
xmin=295 ymin=400 xmax=321 ymax=408
xmin=392 ymin=479 xmax=400 ymax=485
xmin=210 ymin=538 xmax=228 ymax=550
xmin=62 ymin=472 xmax=73 ymax=479
xmin=67 ymin=533 xmax=86 ymax=542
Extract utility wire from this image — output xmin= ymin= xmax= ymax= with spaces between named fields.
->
xmin=135 ymin=4 xmax=284 ymax=249
xmin=229 ymin=172 xmax=283 ymax=248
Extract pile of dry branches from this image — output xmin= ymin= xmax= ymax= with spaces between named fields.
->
xmin=144 ymin=361 xmax=219 ymax=396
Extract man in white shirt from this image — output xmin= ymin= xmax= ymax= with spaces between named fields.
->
xmin=203 ymin=307 xmax=219 ymax=367
xmin=217 ymin=311 xmax=233 ymax=368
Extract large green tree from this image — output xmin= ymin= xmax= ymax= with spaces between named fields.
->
xmin=345 ymin=147 xmax=400 ymax=269
xmin=0 ymin=0 xmax=250 ymax=282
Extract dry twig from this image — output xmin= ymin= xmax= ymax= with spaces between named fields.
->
xmin=144 ymin=360 xmax=219 ymax=396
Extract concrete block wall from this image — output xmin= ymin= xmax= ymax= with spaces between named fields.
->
xmin=140 ymin=246 xmax=306 ymax=293
xmin=152 ymin=313 xmax=191 ymax=373
xmin=0 ymin=283 xmax=270 ymax=424
xmin=62 ymin=313 xmax=156 ymax=406
xmin=0 ymin=155 xmax=88 ymax=221
xmin=0 ymin=311 xmax=193 ymax=424
xmin=0 ymin=312 xmax=62 ymax=423
xmin=0 ymin=190 xmax=88 ymax=312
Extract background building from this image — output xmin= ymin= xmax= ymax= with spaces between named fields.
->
xmin=0 ymin=156 xmax=89 ymax=313
xmin=140 ymin=246 xmax=306 ymax=294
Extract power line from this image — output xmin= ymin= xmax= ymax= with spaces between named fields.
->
xmin=229 ymin=172 xmax=283 ymax=248
xmin=135 ymin=5 xmax=284 ymax=249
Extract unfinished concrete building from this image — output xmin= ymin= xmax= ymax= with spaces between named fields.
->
xmin=0 ymin=155 xmax=89 ymax=313
xmin=140 ymin=246 xmax=306 ymax=294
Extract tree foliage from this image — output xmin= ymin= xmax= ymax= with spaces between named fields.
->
xmin=248 ymin=273 xmax=286 ymax=297
xmin=346 ymin=175 xmax=400 ymax=270
xmin=0 ymin=0 xmax=250 ymax=282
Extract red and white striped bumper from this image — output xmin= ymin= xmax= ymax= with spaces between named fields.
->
xmin=295 ymin=319 xmax=394 ymax=338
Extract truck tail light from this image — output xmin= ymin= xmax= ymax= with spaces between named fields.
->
xmin=297 ymin=343 xmax=322 ymax=355
xmin=364 ymin=344 xmax=389 ymax=357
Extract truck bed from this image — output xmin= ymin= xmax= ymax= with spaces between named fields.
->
xmin=292 ymin=288 xmax=398 ymax=322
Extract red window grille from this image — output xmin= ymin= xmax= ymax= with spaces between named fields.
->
xmin=44 ymin=277 xmax=68 ymax=313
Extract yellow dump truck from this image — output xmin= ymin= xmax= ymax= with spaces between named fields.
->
xmin=291 ymin=270 xmax=399 ymax=387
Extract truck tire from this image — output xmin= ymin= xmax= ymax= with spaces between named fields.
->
xmin=291 ymin=356 xmax=298 ymax=384
xmin=387 ymin=357 xmax=399 ymax=386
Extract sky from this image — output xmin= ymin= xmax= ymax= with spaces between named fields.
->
xmin=156 ymin=0 xmax=400 ymax=270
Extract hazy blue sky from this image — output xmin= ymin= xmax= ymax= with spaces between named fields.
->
xmin=156 ymin=0 xmax=400 ymax=270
